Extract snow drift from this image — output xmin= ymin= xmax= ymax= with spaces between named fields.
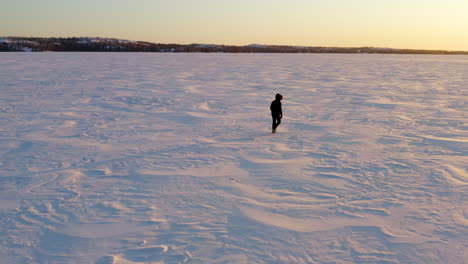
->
xmin=0 ymin=53 xmax=467 ymax=263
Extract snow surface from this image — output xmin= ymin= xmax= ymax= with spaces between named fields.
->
xmin=0 ymin=53 xmax=467 ymax=264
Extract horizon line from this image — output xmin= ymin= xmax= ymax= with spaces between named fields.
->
xmin=2 ymin=36 xmax=468 ymax=53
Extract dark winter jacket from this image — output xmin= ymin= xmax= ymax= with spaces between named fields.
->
xmin=270 ymin=99 xmax=282 ymax=117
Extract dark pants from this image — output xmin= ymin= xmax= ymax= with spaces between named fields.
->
xmin=272 ymin=113 xmax=281 ymax=130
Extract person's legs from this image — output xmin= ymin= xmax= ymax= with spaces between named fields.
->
xmin=275 ymin=116 xmax=281 ymax=130
xmin=272 ymin=113 xmax=281 ymax=132
xmin=271 ymin=114 xmax=276 ymax=132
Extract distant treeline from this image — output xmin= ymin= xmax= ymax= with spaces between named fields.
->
xmin=1 ymin=37 xmax=467 ymax=55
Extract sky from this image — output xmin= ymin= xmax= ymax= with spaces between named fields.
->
xmin=2 ymin=0 xmax=468 ymax=51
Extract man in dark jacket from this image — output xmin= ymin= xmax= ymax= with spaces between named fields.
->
xmin=270 ymin=93 xmax=283 ymax=133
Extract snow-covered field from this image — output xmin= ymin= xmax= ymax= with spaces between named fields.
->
xmin=0 ymin=53 xmax=467 ymax=264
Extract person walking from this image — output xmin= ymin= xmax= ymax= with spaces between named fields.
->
xmin=270 ymin=93 xmax=283 ymax=133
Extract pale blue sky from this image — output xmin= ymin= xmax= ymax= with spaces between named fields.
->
xmin=2 ymin=0 xmax=468 ymax=50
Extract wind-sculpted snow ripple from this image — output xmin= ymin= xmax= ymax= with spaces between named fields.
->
xmin=0 ymin=53 xmax=466 ymax=263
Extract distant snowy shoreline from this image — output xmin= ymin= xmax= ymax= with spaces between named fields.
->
xmin=1 ymin=37 xmax=467 ymax=55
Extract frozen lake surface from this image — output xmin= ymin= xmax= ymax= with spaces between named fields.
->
xmin=0 ymin=53 xmax=467 ymax=263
